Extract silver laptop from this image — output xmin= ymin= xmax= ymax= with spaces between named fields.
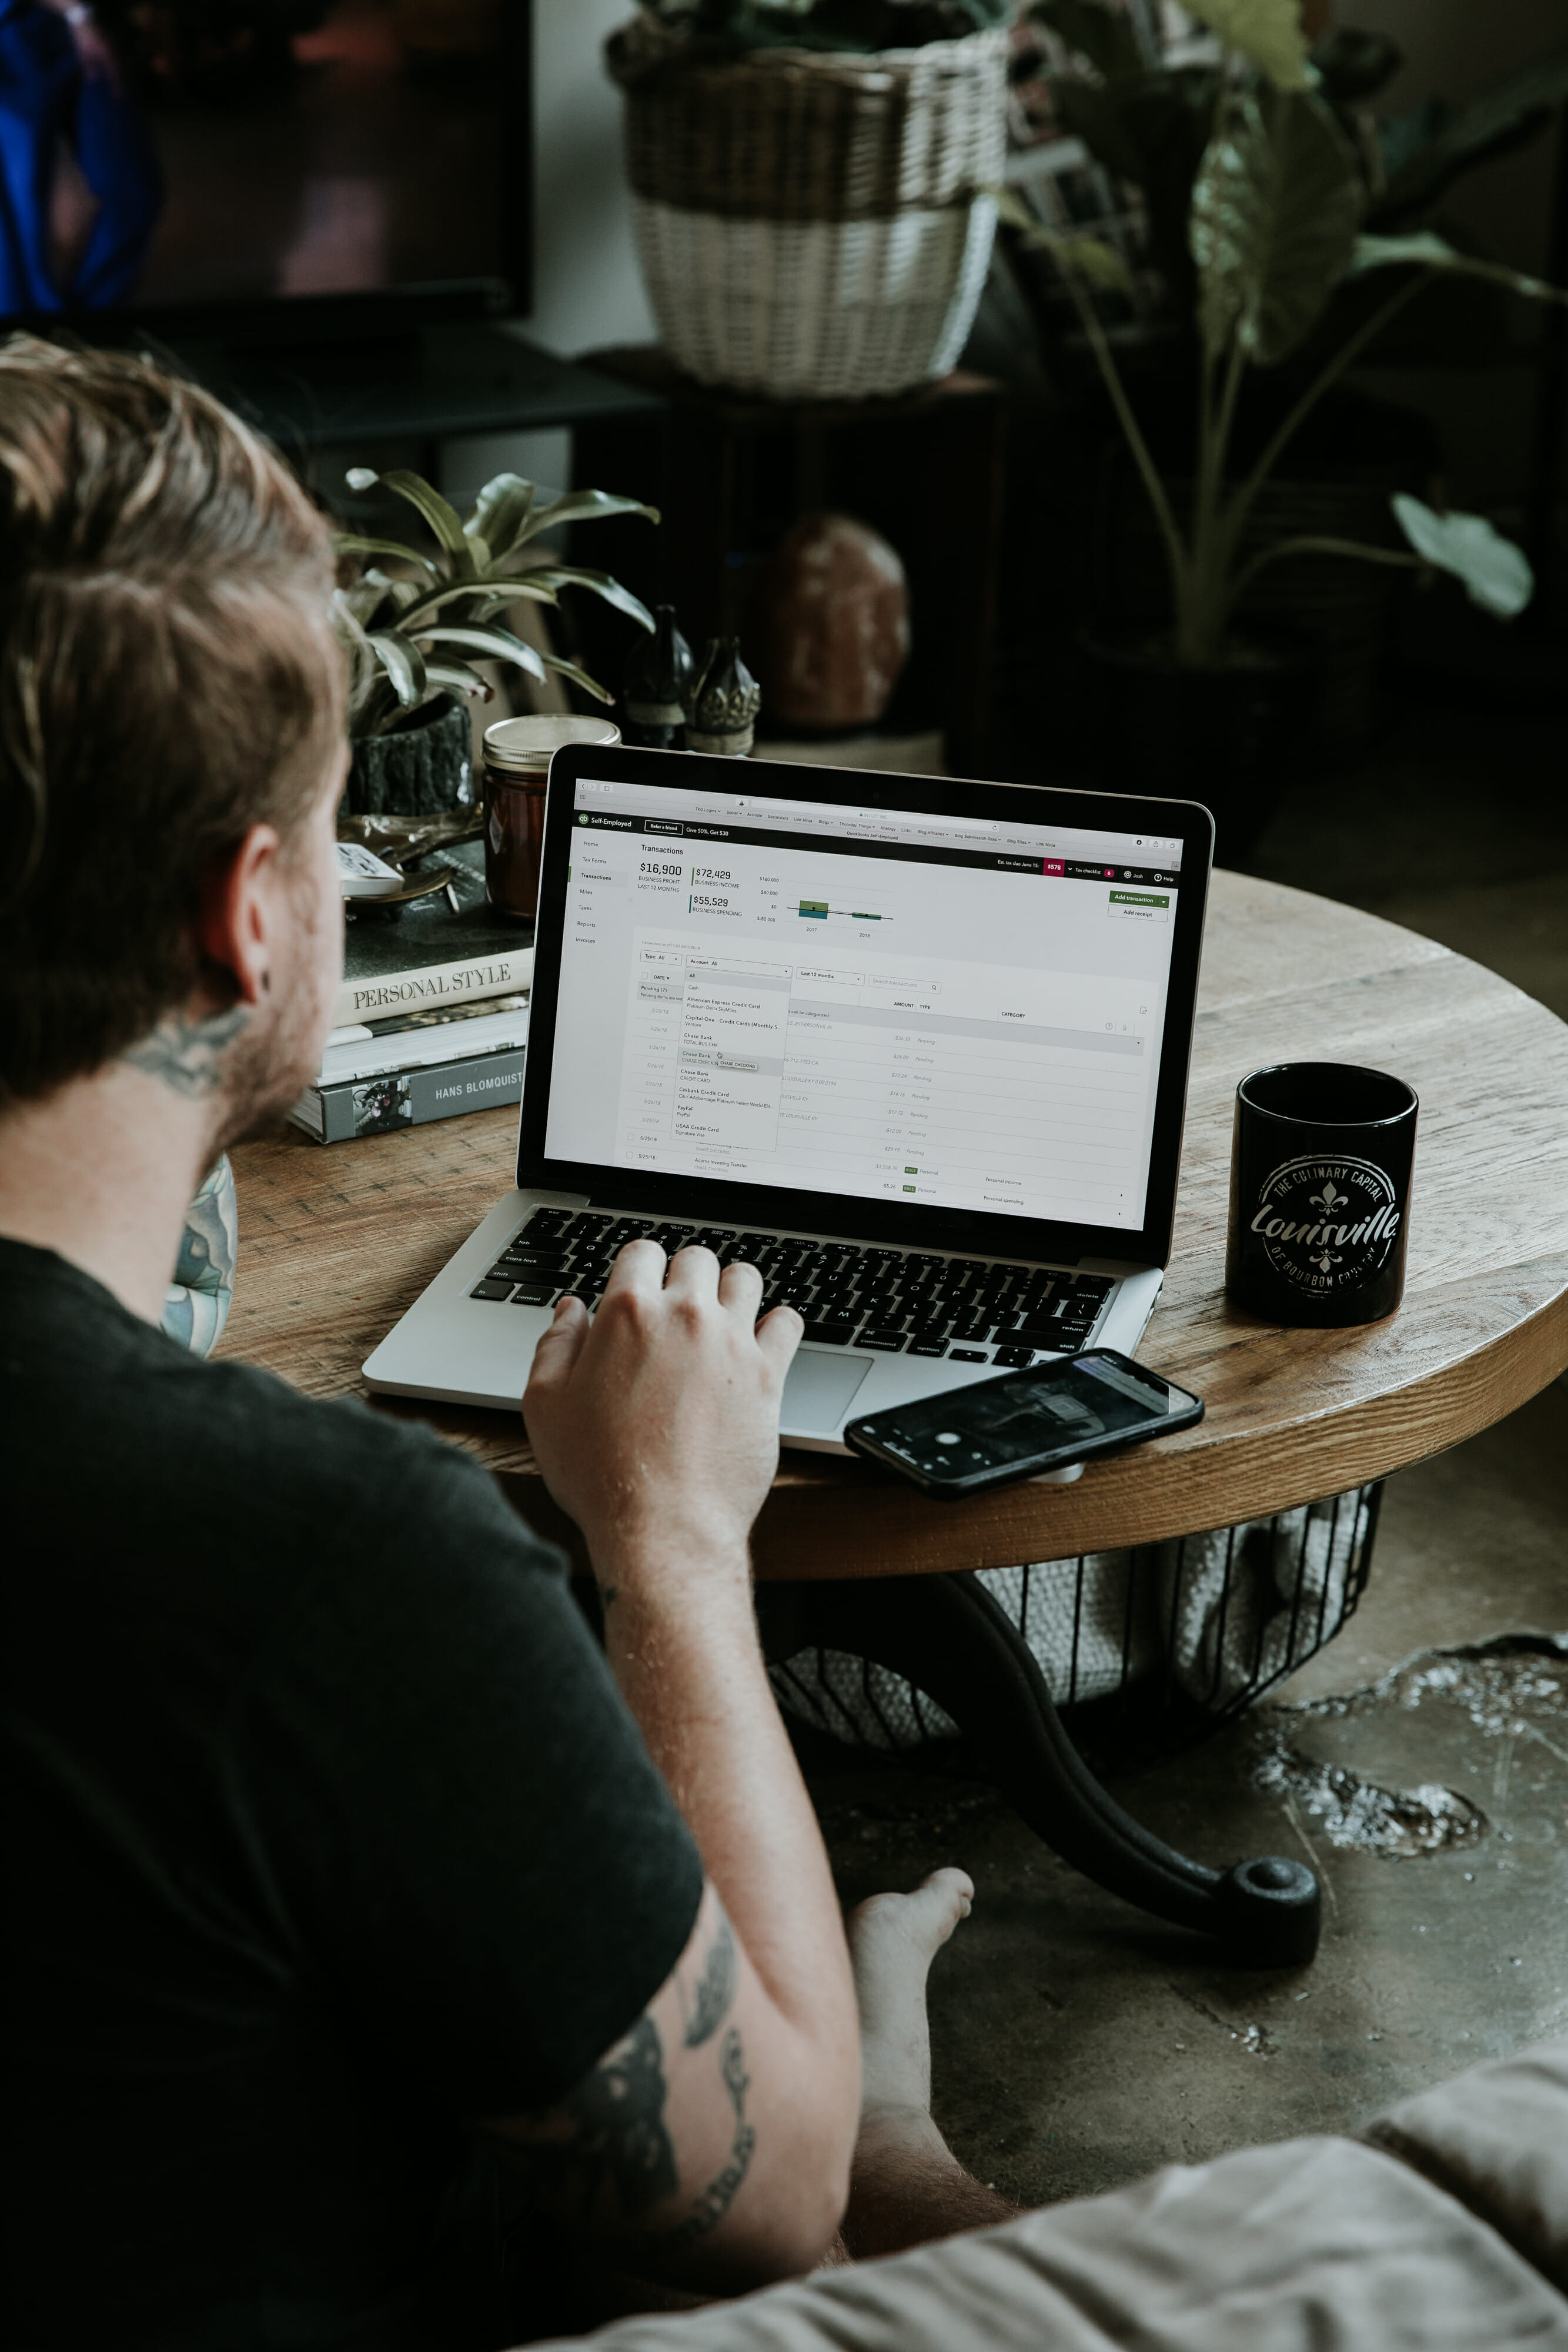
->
xmin=363 ymin=745 xmax=1212 ymax=1454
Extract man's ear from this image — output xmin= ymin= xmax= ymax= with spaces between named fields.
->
xmin=196 ymin=824 xmax=284 ymax=1008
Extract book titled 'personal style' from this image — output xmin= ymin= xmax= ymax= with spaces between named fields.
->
xmin=295 ymin=864 xmax=533 ymax=1144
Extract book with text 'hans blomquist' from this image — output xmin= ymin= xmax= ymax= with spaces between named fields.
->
xmin=290 ymin=993 xmax=531 ymax=1144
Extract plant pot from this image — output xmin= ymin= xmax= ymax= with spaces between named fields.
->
xmin=607 ymin=21 xmax=1007 ymax=401
xmin=346 ymin=694 xmax=473 ymax=818
xmin=1073 ymin=630 xmax=1320 ymax=863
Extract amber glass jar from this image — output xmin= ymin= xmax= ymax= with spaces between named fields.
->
xmin=482 ymin=716 xmax=620 ymax=918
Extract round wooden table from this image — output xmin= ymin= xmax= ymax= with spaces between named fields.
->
xmin=222 ymin=872 xmax=1568 ymax=1579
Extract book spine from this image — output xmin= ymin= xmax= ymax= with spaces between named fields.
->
xmin=297 ymin=1045 xmax=528 ymax=1145
xmin=333 ymin=948 xmax=534 ymax=1030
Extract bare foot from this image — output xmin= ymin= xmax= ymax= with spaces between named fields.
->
xmin=840 ymin=1870 xmax=1012 ymax=2257
xmin=847 ymin=1866 xmax=974 ymax=2123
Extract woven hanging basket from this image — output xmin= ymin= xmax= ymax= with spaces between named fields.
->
xmin=607 ymin=21 xmax=1008 ymax=401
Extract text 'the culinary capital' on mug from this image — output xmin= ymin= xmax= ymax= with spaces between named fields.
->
xmin=1225 ymin=1062 xmax=1418 ymax=1328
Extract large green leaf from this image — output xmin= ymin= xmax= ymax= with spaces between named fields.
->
xmin=1191 ymin=87 xmax=1361 ymax=363
xmin=1392 ymin=495 xmax=1533 ymax=617
xmin=517 ymin=489 xmax=660 ymax=544
xmin=1371 ymin=49 xmax=1568 ymax=227
xmin=396 ymin=578 xmax=560 ymax=634
xmin=466 ymin=472 xmax=536 ymax=568
xmin=541 ymin=653 xmax=617 ymax=706
xmin=421 ymin=663 xmax=496 ymax=703
xmin=523 ymin=566 xmax=657 ymax=630
xmin=1179 ymin=0 xmax=1311 ymax=91
xmin=1349 ymin=232 xmax=1568 ymax=308
xmin=367 ymin=632 xmax=427 ymax=708
xmin=330 ymin=534 xmax=439 ymax=576
xmin=1029 ymin=0 xmax=1145 ymax=83
xmin=336 ymin=577 xmax=392 ymax=627
xmin=374 ymin=472 xmax=476 ymax=576
xmin=412 ymin=624 xmax=549 ymax=683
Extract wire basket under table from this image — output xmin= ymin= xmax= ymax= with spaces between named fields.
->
xmin=770 ymin=1484 xmax=1382 ymax=1777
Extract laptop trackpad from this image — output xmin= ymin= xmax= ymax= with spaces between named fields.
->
xmin=782 ymin=1351 xmax=873 ymax=1434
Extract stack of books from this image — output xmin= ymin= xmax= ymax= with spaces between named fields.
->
xmin=292 ymin=858 xmax=533 ymax=1143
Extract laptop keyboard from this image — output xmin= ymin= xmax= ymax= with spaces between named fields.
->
xmin=469 ymin=1207 xmax=1115 ymax=1365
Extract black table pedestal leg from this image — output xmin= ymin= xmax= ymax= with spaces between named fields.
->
xmin=759 ymin=1573 xmax=1320 ymax=1969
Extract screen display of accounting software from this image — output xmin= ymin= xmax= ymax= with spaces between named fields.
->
xmin=544 ymin=777 xmax=1187 ymax=1233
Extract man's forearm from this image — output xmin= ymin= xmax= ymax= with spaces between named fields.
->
xmin=599 ymin=1546 xmax=855 ymax=2062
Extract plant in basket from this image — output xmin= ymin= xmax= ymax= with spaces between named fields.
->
xmin=607 ymin=0 xmax=1012 ymax=400
xmin=996 ymin=0 xmax=1567 ymax=843
xmin=332 ymin=467 xmax=657 ymax=817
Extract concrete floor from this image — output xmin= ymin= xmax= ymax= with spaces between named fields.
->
xmin=810 ymin=647 xmax=1568 ymax=2207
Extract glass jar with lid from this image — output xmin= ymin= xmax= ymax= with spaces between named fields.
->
xmin=482 ymin=715 xmax=620 ymax=918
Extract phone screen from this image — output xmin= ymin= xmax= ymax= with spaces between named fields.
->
xmin=850 ymin=1353 xmax=1199 ymax=1484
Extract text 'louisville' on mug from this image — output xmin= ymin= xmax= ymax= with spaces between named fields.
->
xmin=1225 ymin=1061 xmax=1418 ymax=1327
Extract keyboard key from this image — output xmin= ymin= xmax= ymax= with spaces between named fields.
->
xmin=508 ymin=1283 xmax=555 ymax=1306
xmin=500 ymin=1250 xmax=570 ymax=1274
xmin=860 ymin=1328 xmax=908 ymax=1351
xmin=992 ymin=1345 xmax=1035 ymax=1367
xmin=949 ymin=1347 xmax=989 ymax=1362
xmin=907 ymin=1339 xmax=949 ymax=1358
xmin=801 ymin=1318 xmax=859 ymax=1345
xmin=470 ymin=1279 xmax=514 ymax=1302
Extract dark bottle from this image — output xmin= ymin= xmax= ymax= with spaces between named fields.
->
xmin=685 ymin=636 xmax=761 ymax=757
xmin=623 ymin=604 xmax=694 ymax=749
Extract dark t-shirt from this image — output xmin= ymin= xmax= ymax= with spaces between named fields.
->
xmin=0 ymin=1240 xmax=704 ymax=2351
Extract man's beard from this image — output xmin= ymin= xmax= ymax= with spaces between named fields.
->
xmin=210 ymin=888 xmax=337 ymax=1151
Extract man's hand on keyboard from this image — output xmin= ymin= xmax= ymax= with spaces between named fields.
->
xmin=522 ymin=1241 xmax=803 ymax=1590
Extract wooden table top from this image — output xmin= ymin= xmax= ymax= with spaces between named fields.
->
xmin=220 ymin=871 xmax=1568 ymax=1579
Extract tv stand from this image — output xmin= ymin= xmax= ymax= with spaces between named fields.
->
xmin=173 ymin=320 xmax=663 ymax=467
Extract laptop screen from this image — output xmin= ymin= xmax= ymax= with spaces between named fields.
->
xmin=541 ymin=774 xmax=1187 ymax=1235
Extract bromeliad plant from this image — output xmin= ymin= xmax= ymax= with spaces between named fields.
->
xmin=999 ymin=0 xmax=1568 ymax=667
xmin=333 ymin=467 xmax=658 ymax=738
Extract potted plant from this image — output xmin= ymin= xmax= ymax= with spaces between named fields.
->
xmin=606 ymin=0 xmax=1011 ymax=400
xmin=334 ymin=466 xmax=658 ymax=816
xmin=997 ymin=0 xmax=1567 ymax=844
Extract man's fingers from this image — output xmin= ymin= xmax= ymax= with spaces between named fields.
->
xmin=664 ymin=1244 xmax=720 ymax=1299
xmin=717 ymin=1259 xmax=764 ymax=1316
xmin=754 ymin=1302 xmax=804 ymax=1383
xmin=523 ymin=1294 xmax=589 ymax=1402
xmin=600 ymin=1237 xmax=667 ymax=1300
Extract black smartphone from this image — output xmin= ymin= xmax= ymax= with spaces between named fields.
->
xmin=842 ymin=1350 xmax=1204 ymax=1498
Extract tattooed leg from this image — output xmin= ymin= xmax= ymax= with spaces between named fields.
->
xmin=121 ymin=1007 xmax=250 ymax=1099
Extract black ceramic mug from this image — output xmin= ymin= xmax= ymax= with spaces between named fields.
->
xmin=1225 ymin=1063 xmax=1418 ymax=1327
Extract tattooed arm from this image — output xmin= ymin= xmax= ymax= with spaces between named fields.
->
xmin=487 ymin=1881 xmax=818 ymax=2288
xmin=521 ymin=1242 xmax=862 ymax=2285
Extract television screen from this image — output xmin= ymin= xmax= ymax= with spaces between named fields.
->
xmin=0 ymin=0 xmax=523 ymax=322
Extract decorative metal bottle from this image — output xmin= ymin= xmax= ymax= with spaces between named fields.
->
xmin=685 ymin=636 xmax=761 ymax=757
xmin=623 ymin=604 xmax=694 ymax=749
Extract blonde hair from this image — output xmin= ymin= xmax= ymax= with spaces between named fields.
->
xmin=0 ymin=336 xmax=344 ymax=1099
